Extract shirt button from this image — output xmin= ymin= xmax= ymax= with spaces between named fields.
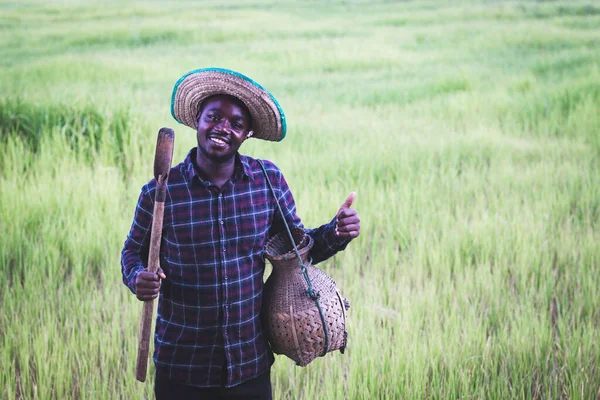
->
xmin=222 ymin=248 xmax=226 ymax=253
xmin=220 ymin=220 xmax=224 ymax=225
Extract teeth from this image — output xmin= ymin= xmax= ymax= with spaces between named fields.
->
xmin=210 ymin=137 xmax=227 ymax=146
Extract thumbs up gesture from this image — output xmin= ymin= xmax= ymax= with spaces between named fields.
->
xmin=335 ymin=192 xmax=360 ymax=239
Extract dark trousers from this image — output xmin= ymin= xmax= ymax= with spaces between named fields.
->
xmin=154 ymin=370 xmax=272 ymax=400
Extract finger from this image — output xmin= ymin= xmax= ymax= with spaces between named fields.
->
xmin=137 ymin=289 xmax=160 ymax=298
xmin=337 ymin=214 xmax=360 ymax=226
xmin=337 ymin=208 xmax=358 ymax=219
xmin=137 ymin=280 xmax=161 ymax=289
xmin=137 ymin=293 xmax=159 ymax=301
xmin=138 ymin=271 xmax=160 ymax=281
xmin=335 ymin=229 xmax=360 ymax=238
xmin=335 ymin=225 xmax=360 ymax=236
xmin=157 ymin=268 xmax=167 ymax=280
xmin=336 ymin=223 xmax=360 ymax=233
xmin=337 ymin=192 xmax=357 ymax=215
xmin=138 ymin=287 xmax=160 ymax=296
xmin=137 ymin=277 xmax=160 ymax=287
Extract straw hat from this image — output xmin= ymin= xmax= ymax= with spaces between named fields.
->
xmin=170 ymin=68 xmax=286 ymax=142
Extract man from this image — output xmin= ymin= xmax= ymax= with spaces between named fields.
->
xmin=121 ymin=68 xmax=360 ymax=399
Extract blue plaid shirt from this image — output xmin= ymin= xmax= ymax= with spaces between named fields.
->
xmin=121 ymin=149 xmax=350 ymax=387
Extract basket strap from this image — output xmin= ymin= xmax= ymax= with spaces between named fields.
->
xmin=257 ymin=159 xmax=330 ymax=357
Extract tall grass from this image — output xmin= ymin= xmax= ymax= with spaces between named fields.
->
xmin=1 ymin=0 xmax=599 ymax=398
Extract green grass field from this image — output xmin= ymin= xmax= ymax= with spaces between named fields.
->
xmin=1 ymin=0 xmax=599 ymax=398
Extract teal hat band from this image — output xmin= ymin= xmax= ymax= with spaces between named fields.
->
xmin=171 ymin=68 xmax=286 ymax=142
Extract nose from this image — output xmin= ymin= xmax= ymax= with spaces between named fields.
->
xmin=215 ymin=118 xmax=232 ymax=133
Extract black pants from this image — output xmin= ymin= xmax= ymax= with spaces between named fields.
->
xmin=154 ymin=371 xmax=272 ymax=400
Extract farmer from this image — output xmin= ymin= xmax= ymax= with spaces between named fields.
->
xmin=121 ymin=68 xmax=360 ymax=399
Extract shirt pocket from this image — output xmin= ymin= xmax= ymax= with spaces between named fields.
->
xmin=235 ymin=201 xmax=272 ymax=251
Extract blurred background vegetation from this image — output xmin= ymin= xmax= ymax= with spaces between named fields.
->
xmin=1 ymin=0 xmax=599 ymax=398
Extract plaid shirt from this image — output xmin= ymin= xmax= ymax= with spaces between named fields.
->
xmin=121 ymin=148 xmax=350 ymax=388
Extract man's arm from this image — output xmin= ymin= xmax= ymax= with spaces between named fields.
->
xmin=269 ymin=166 xmax=360 ymax=265
xmin=121 ymin=187 xmax=153 ymax=294
xmin=305 ymin=191 xmax=360 ymax=264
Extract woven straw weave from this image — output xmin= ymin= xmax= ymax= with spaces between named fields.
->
xmin=172 ymin=69 xmax=284 ymax=141
xmin=262 ymin=227 xmax=349 ymax=366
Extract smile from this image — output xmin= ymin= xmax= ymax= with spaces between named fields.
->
xmin=209 ymin=136 xmax=229 ymax=147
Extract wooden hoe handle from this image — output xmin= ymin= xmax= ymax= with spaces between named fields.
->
xmin=136 ymin=128 xmax=174 ymax=382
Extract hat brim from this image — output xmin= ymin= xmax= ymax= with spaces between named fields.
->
xmin=171 ymin=68 xmax=286 ymax=142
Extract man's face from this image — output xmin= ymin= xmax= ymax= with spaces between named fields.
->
xmin=196 ymin=95 xmax=252 ymax=163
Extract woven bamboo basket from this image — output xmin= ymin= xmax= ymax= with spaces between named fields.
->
xmin=262 ymin=227 xmax=349 ymax=366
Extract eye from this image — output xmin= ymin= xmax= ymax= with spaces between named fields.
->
xmin=205 ymin=112 xmax=220 ymax=122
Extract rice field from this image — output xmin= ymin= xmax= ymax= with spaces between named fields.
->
xmin=1 ymin=0 xmax=599 ymax=398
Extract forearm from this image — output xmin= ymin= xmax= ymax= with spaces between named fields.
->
xmin=121 ymin=185 xmax=154 ymax=294
xmin=121 ymin=252 xmax=145 ymax=294
xmin=264 ymin=161 xmax=353 ymax=264
xmin=306 ymin=216 xmax=351 ymax=265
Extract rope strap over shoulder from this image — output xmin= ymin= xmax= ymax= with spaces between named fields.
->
xmin=257 ymin=159 xmax=330 ymax=357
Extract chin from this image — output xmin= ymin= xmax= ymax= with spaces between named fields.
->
xmin=213 ymin=154 xmax=236 ymax=163
xmin=208 ymin=150 xmax=237 ymax=163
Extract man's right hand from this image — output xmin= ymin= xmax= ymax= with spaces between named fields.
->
xmin=135 ymin=268 xmax=166 ymax=301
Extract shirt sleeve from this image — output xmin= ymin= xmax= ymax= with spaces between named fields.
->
xmin=270 ymin=167 xmax=352 ymax=265
xmin=121 ymin=186 xmax=154 ymax=294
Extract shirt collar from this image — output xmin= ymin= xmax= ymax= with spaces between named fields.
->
xmin=237 ymin=154 xmax=254 ymax=181
xmin=183 ymin=148 xmax=254 ymax=185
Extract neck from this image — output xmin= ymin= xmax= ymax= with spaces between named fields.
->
xmin=194 ymin=148 xmax=236 ymax=187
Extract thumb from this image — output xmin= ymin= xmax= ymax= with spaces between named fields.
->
xmin=337 ymin=192 xmax=357 ymax=215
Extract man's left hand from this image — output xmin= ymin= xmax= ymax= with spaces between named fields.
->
xmin=335 ymin=192 xmax=360 ymax=239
